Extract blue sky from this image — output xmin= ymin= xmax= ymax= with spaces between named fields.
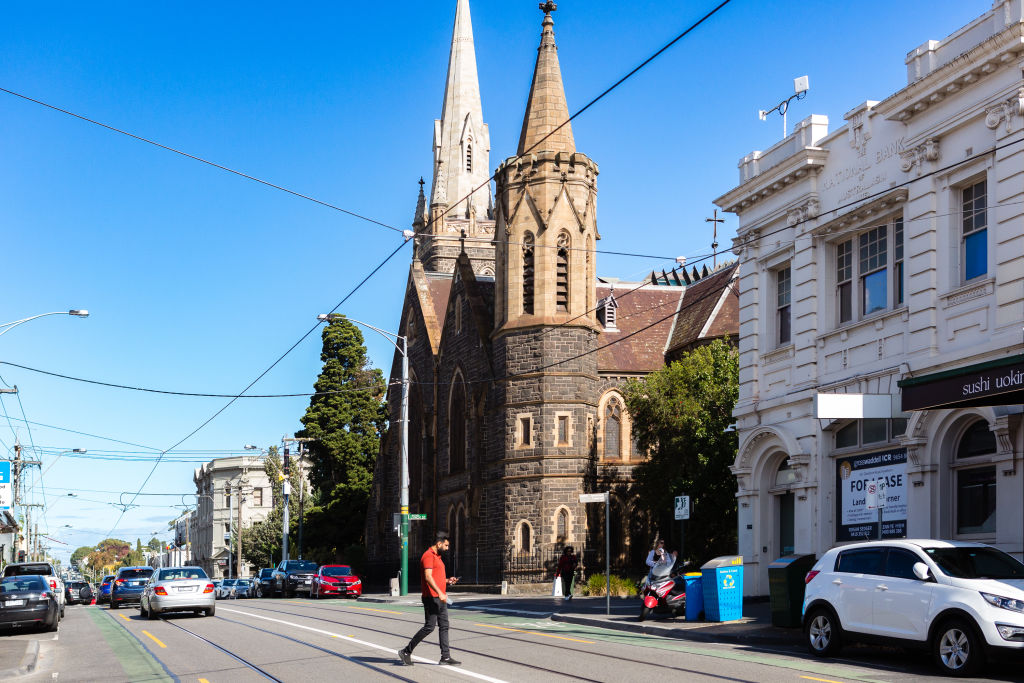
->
xmin=0 ymin=0 xmax=990 ymax=561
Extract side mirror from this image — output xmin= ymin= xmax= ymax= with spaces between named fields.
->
xmin=912 ymin=562 xmax=931 ymax=581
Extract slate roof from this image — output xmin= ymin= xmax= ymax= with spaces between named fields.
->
xmin=666 ymin=262 xmax=739 ymax=356
xmin=596 ymin=285 xmax=683 ymax=374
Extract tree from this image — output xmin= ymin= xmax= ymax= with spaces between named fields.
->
xmin=87 ymin=538 xmax=131 ymax=569
xmin=240 ymin=447 xmax=305 ymax=568
xmin=624 ymin=339 xmax=739 ymax=564
xmin=147 ymin=538 xmax=162 ymax=552
xmin=70 ymin=545 xmax=93 ymax=568
xmin=295 ymin=315 xmax=387 ymax=552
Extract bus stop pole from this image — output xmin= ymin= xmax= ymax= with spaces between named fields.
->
xmin=604 ymin=492 xmax=610 ymax=616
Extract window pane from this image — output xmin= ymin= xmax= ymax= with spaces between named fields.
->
xmin=894 ymin=261 xmax=904 ymax=306
xmin=836 ymin=548 xmax=884 ymax=575
xmin=965 ymin=229 xmax=987 ymax=280
xmin=558 ymin=416 xmax=569 ymax=445
xmin=778 ymin=305 xmax=791 ymax=344
xmin=838 ymin=282 xmax=852 ymax=323
xmin=962 ymin=180 xmax=987 ymax=235
xmin=891 ymin=418 xmax=908 ymax=438
xmin=862 ymin=269 xmax=887 ymax=315
xmin=884 ymin=549 xmax=921 ymax=580
xmin=835 ymin=422 xmax=857 ymax=449
xmin=777 ymin=267 xmax=791 ymax=307
xmin=862 ymin=419 xmax=887 ymax=444
xmin=957 ymin=467 xmax=996 ymax=534
xmin=859 ymin=227 xmax=887 ymax=274
xmin=894 ymin=218 xmax=904 ymax=260
xmin=957 ymin=421 xmax=996 ymax=459
xmin=836 ymin=241 xmax=852 ymax=282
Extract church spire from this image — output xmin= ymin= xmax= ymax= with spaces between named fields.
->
xmin=517 ymin=2 xmax=575 ymax=156
xmin=430 ymin=0 xmax=491 ymax=219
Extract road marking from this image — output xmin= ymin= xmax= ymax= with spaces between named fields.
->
xmin=285 ymin=599 xmax=402 ymax=615
xmin=221 ymin=606 xmax=508 ymax=683
xmin=198 ymin=679 xmax=210 ymax=683
xmin=457 ymin=605 xmax=553 ymax=617
xmin=800 ymin=678 xmax=845 ymax=683
xmin=118 ymin=614 xmax=131 ymax=622
xmin=141 ymin=630 xmax=167 ymax=649
xmin=475 ymin=623 xmax=595 ymax=644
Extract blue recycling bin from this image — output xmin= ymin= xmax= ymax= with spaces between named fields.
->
xmin=683 ymin=573 xmax=704 ymax=621
xmin=701 ymin=555 xmax=744 ymax=621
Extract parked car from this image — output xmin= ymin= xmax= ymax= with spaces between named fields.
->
xmin=255 ymin=568 xmax=274 ymax=598
xmin=270 ymin=560 xmax=318 ymax=598
xmin=233 ymin=579 xmax=253 ymax=598
xmin=803 ymin=539 xmax=1024 ymax=676
xmin=97 ymin=575 xmax=115 ymax=604
xmin=110 ymin=566 xmax=155 ymax=609
xmin=215 ymin=579 xmax=237 ymax=600
xmin=64 ymin=580 xmax=93 ymax=605
xmin=311 ymin=565 xmax=363 ymax=599
xmin=139 ymin=566 xmax=215 ymax=619
xmin=0 ymin=575 xmax=60 ymax=632
xmin=2 ymin=562 xmax=65 ymax=616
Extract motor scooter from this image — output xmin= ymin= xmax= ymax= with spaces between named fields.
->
xmin=639 ymin=560 xmax=686 ymax=621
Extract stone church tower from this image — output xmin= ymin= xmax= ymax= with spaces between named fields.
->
xmin=417 ymin=0 xmax=496 ymax=276
xmin=491 ymin=2 xmax=601 ymax=556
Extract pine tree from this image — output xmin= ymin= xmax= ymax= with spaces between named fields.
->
xmin=296 ymin=315 xmax=387 ymax=552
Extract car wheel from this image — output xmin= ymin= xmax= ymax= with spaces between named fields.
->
xmin=933 ymin=618 xmax=983 ymax=677
xmin=110 ymin=601 xmax=119 ymax=610
xmin=805 ymin=606 xmax=842 ymax=657
xmin=639 ymin=605 xmax=651 ymax=622
xmin=146 ymin=603 xmax=157 ymax=621
xmin=60 ymin=605 xmax=65 ymax=619
xmin=45 ymin=613 xmax=59 ymax=632
xmin=205 ymin=605 xmax=215 ymax=617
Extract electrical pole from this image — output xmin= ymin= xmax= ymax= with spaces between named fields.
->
xmin=227 ymin=484 xmax=233 ymax=579
xmin=282 ymin=447 xmax=290 ymax=562
xmin=236 ymin=478 xmax=244 ymax=579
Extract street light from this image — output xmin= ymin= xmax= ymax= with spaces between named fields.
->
xmin=0 ymin=310 xmax=89 ymax=339
xmin=317 ymin=312 xmax=411 ymax=595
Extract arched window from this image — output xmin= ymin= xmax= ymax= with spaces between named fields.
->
xmin=556 ymin=232 xmax=570 ymax=313
xmin=449 ymin=380 xmax=466 ymax=472
xmin=556 ymin=508 xmax=569 ymax=542
xmin=519 ymin=522 xmax=531 ymax=554
xmin=604 ymin=396 xmax=622 ymax=459
xmin=955 ymin=420 xmax=997 ymax=536
xmin=523 ymin=232 xmax=535 ymax=315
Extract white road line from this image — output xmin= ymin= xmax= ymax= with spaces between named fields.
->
xmin=220 ymin=606 xmax=508 ymax=683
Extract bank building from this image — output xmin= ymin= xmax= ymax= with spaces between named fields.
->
xmin=716 ymin=0 xmax=1024 ymax=595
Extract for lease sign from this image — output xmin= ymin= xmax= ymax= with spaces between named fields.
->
xmin=835 ymin=448 xmax=907 ymax=541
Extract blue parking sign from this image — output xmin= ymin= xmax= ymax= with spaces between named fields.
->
xmin=0 ymin=460 xmax=11 ymax=510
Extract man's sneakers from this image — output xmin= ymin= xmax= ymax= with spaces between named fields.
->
xmin=398 ymin=648 xmax=413 ymax=666
xmin=439 ymin=656 xmax=462 ymax=666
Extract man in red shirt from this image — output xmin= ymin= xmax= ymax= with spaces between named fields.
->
xmin=398 ymin=531 xmax=460 ymax=666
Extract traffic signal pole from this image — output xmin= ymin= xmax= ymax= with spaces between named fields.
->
xmin=399 ymin=336 xmax=409 ymax=596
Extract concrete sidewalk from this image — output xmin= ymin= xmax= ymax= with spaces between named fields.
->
xmin=358 ymin=592 xmax=805 ymax=647
xmin=0 ymin=639 xmax=40 ymax=679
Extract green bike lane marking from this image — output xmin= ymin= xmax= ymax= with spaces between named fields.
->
xmin=85 ymin=608 xmax=175 ymax=682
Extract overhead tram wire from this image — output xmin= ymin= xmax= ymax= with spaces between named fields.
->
xmin=105 ymin=0 xmax=737 ymax=538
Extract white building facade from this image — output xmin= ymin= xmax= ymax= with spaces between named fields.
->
xmin=715 ymin=1 xmax=1024 ymax=596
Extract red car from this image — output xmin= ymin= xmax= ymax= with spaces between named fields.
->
xmin=311 ymin=565 xmax=362 ymax=599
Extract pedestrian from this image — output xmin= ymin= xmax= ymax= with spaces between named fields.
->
xmin=645 ymin=539 xmax=677 ymax=569
xmin=556 ymin=547 xmax=578 ymax=601
xmin=398 ymin=531 xmax=460 ymax=667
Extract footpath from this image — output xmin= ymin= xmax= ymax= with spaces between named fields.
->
xmin=360 ymin=591 xmax=805 ymax=648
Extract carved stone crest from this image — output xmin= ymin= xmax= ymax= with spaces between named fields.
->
xmin=985 ymin=89 xmax=1024 ymax=133
xmin=786 ymin=198 xmax=820 ymax=226
xmin=900 ymin=138 xmax=940 ymax=176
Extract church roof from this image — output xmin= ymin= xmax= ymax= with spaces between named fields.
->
xmin=666 ymin=262 xmax=740 ymax=356
xmin=517 ymin=5 xmax=575 ymax=156
xmin=596 ymin=285 xmax=684 ymax=374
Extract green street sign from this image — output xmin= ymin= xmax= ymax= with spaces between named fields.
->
xmin=409 ymin=513 xmax=428 ymax=521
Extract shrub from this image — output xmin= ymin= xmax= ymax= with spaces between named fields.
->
xmin=582 ymin=573 xmax=637 ymax=597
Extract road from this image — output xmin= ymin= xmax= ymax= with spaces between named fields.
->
xmin=8 ymin=597 xmax=1022 ymax=682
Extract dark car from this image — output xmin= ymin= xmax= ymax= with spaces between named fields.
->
xmin=110 ymin=566 xmax=155 ymax=609
xmin=65 ymin=580 xmax=93 ymax=605
xmin=311 ymin=565 xmax=363 ymax=599
xmin=0 ymin=575 xmax=60 ymax=632
xmin=97 ymin=575 xmax=115 ymax=604
xmin=270 ymin=560 xmax=318 ymax=598
xmin=255 ymin=568 xmax=274 ymax=598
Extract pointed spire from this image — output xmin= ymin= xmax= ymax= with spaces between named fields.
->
xmin=517 ymin=2 xmax=575 ymax=156
xmin=413 ymin=177 xmax=426 ymax=229
xmin=431 ymin=0 xmax=491 ymax=219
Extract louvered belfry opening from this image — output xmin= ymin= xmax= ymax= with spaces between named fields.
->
xmin=556 ymin=232 xmax=570 ymax=312
xmin=523 ymin=232 xmax=535 ymax=314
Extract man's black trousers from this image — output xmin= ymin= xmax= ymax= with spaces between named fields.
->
xmin=406 ymin=596 xmax=450 ymax=657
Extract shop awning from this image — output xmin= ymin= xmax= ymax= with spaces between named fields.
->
xmin=898 ymin=354 xmax=1024 ymax=411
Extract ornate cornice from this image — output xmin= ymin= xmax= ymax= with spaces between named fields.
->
xmin=811 ymin=188 xmax=909 ymax=238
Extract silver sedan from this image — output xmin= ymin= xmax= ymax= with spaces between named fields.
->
xmin=140 ymin=567 xmax=216 ymax=618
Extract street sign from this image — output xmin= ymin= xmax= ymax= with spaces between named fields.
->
xmin=409 ymin=513 xmax=427 ymax=521
xmin=674 ymin=495 xmax=690 ymax=520
xmin=0 ymin=461 xmax=10 ymax=511
xmin=579 ymin=493 xmax=608 ymax=504
xmin=866 ymin=478 xmax=887 ymax=510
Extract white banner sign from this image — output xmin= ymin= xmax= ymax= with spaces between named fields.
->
xmin=836 ymin=448 xmax=907 ymax=541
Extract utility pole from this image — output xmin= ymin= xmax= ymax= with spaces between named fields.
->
xmin=227 ymin=483 xmax=233 ymax=579
xmin=280 ymin=438 xmax=313 ymax=564
xmin=236 ymin=479 xmax=243 ymax=579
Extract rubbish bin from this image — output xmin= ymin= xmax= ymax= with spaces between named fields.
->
xmin=768 ymin=554 xmax=817 ymax=628
xmin=701 ymin=555 xmax=744 ymax=622
xmin=683 ymin=573 xmax=704 ymax=621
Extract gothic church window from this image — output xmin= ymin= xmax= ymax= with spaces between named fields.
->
xmin=466 ymin=142 xmax=473 ymax=172
xmin=449 ymin=380 xmax=466 ymax=472
xmin=556 ymin=232 xmax=570 ymax=312
xmin=556 ymin=508 xmax=569 ymax=542
xmin=523 ymin=232 xmax=535 ymax=315
xmin=604 ymin=397 xmax=621 ymax=459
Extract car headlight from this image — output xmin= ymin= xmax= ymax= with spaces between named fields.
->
xmin=353 ymin=580 xmax=361 ymax=585
xmin=981 ymin=592 xmax=1024 ymax=613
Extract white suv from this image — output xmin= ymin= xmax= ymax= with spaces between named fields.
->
xmin=803 ymin=539 xmax=1024 ymax=676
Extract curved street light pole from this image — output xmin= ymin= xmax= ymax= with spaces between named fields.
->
xmin=318 ymin=313 xmax=410 ymax=596
xmin=0 ymin=310 xmax=89 ymax=339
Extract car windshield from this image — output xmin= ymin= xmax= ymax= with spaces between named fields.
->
xmin=223 ymin=579 xmax=237 ymax=586
xmin=5 ymin=564 xmax=52 ymax=576
xmin=158 ymin=568 xmax=207 ymax=581
xmin=118 ymin=569 xmax=154 ymax=580
xmin=0 ymin=576 xmax=45 ymax=593
xmin=924 ymin=547 xmax=1024 ymax=579
xmin=285 ymin=561 xmax=317 ymax=572
xmin=261 ymin=569 xmax=274 ymax=578
xmin=321 ymin=566 xmax=353 ymax=577
xmin=69 ymin=582 xmax=88 ymax=589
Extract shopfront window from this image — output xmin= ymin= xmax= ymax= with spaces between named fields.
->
xmin=955 ymin=420 xmax=997 ymax=536
xmin=834 ymin=419 xmax=906 ymax=450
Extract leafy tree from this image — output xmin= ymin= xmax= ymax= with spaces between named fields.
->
xmin=624 ymin=338 xmax=739 ymax=563
xmin=147 ymin=538 xmax=162 ymax=552
xmin=295 ymin=315 xmax=387 ymax=551
xmin=240 ymin=447 xmax=305 ymax=568
xmin=86 ymin=538 xmax=130 ymax=569
xmin=71 ymin=545 xmax=93 ymax=568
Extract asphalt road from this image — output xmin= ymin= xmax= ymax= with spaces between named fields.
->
xmin=9 ymin=598 xmax=1023 ymax=682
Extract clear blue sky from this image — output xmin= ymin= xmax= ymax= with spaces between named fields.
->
xmin=0 ymin=0 xmax=990 ymax=562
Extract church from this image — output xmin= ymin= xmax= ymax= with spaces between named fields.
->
xmin=365 ymin=0 xmax=738 ymax=583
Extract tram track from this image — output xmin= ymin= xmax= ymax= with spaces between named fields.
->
xmin=157 ymin=616 xmax=285 ymax=682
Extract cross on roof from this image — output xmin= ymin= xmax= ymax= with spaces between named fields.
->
xmin=539 ymin=1 xmax=557 ymax=15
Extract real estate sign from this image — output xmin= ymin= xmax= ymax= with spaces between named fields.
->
xmin=835 ymin=448 xmax=907 ymax=541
